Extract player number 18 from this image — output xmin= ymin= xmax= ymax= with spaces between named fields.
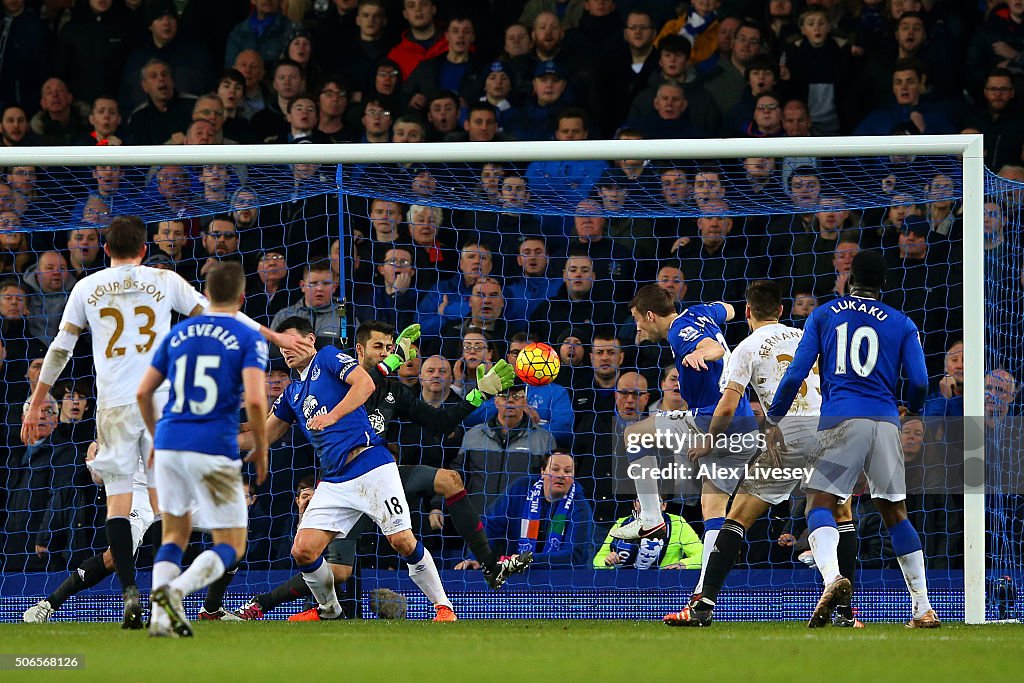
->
xmin=834 ymin=322 xmax=879 ymax=378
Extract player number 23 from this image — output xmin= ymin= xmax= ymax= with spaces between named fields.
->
xmin=834 ymin=322 xmax=879 ymax=378
xmin=99 ymin=306 xmax=157 ymax=358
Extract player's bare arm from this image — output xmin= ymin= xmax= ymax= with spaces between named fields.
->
xmin=717 ymin=301 xmax=737 ymax=321
xmin=241 ymin=367 xmax=270 ymax=485
xmin=239 ymin=413 xmax=291 ymax=451
xmin=307 ymin=365 xmax=375 ymax=431
xmin=186 ymin=303 xmax=315 ymax=356
xmin=688 ymin=382 xmax=744 ymax=462
xmin=136 ymin=365 xmax=167 ymax=439
xmin=21 ymin=322 xmax=84 ymax=444
xmin=682 ymin=337 xmax=726 ymax=371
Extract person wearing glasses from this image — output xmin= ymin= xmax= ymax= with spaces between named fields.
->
xmin=197 ymin=215 xmax=242 ymax=286
xmin=359 ymin=95 xmax=394 ymax=143
xmin=353 ymin=245 xmax=419 ymax=331
xmin=270 ymin=260 xmax=351 ymax=350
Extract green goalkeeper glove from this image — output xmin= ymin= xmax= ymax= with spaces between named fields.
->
xmin=379 ymin=323 xmax=420 ymax=373
xmin=466 ymin=359 xmax=516 ymax=407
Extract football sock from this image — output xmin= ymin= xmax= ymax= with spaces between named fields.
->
xmin=153 ymin=543 xmax=184 ymax=590
xmin=106 ymin=517 xmax=137 ymax=590
xmin=403 ymin=541 xmax=452 ymax=609
xmin=693 ymin=517 xmax=725 ymax=595
xmin=633 ymin=455 xmax=663 ymax=528
xmin=47 ymin=553 xmax=110 ymax=609
xmin=446 ymin=490 xmax=497 ymax=571
xmin=836 ymin=522 xmax=858 ymax=610
xmin=807 ymin=507 xmax=841 ymax=586
xmin=890 ymin=518 xmax=932 ymax=618
xmin=699 ymin=519 xmax=745 ymax=606
xmin=258 ymin=573 xmax=311 ymax=611
xmin=204 ymin=566 xmax=237 ymax=612
xmin=170 ymin=544 xmax=236 ymax=597
xmin=300 ymin=557 xmax=341 ymax=615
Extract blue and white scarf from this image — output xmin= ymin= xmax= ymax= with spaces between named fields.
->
xmin=519 ymin=477 xmax=576 ymax=554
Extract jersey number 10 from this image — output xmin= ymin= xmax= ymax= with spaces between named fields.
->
xmin=834 ymin=323 xmax=879 ymax=378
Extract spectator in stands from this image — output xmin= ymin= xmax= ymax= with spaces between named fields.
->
xmin=24 ymin=251 xmax=75 ymax=345
xmin=196 ymin=215 xmax=242 ymax=284
xmin=245 ymin=249 xmax=293 ymax=328
xmin=66 ymin=227 xmax=103 ymax=280
xmin=418 ymin=241 xmax=493 ymax=338
xmin=627 ymin=81 xmax=709 ymax=140
xmin=506 ymin=60 xmax=571 ymax=141
xmin=884 ymin=214 xmax=962 ymax=373
xmin=784 ymin=194 xmax=858 ymax=296
xmin=120 ymin=1 xmax=214 ymax=112
xmin=788 ymin=290 xmax=818 ymax=327
xmin=404 ymin=16 xmax=482 ymax=112
xmin=354 ymin=245 xmax=418 ymax=331
xmin=595 ymin=498 xmax=703 ymax=569
xmin=447 ymin=102 xmax=505 ymax=143
xmin=225 ymin=0 xmax=290 ymax=68
xmin=459 ymin=451 xmax=592 ymax=568
xmin=817 ymin=237 xmax=860 ymax=300
xmin=924 ymin=340 xmax=964 ymax=418
xmin=691 ymin=166 xmax=727 ymax=208
xmin=502 ymin=21 xmax=533 ymax=60
xmin=854 ymin=58 xmax=956 ymax=136
xmin=251 ymin=59 xmax=306 ymax=142
xmin=441 ymin=277 xmax=509 ymax=351
xmin=388 ymin=0 xmax=448 ymax=79
xmin=574 ymin=327 xmax=623 ymax=419
xmin=677 ymin=199 xmax=748 ymax=305
xmin=359 ymin=96 xmax=394 ymax=143
xmin=0 ymin=217 xmax=32 ymax=277
xmin=451 ymin=382 xmax=556 ymax=514
xmin=214 ymin=69 xmax=256 ymax=144
xmin=743 ymin=92 xmax=785 ymax=137
xmin=478 ymin=61 xmax=516 ymax=125
xmin=271 ymin=260 xmax=347 ymax=348
xmin=526 ymin=108 xmax=606 ymax=201
xmin=961 ymin=69 xmax=1024 ymax=171
xmin=52 ymin=0 xmax=132 ymax=104
xmin=782 ymin=6 xmax=853 ymax=135
xmin=1 ymin=394 xmax=61 ymax=571
xmin=76 ymin=97 xmax=128 ymax=146
xmin=127 ymin=59 xmax=197 ymax=145
xmin=315 ymin=77 xmax=354 ymax=143
xmin=985 ymin=368 xmax=1017 ymax=429
xmin=966 ymin=0 xmax=1024 ymax=93
xmin=605 ymin=9 xmax=659 ymax=132
xmin=390 ymin=354 xmax=466 ymax=470
xmin=0 ymin=105 xmax=37 ymax=147
xmin=504 ymin=237 xmax=562 ymax=331
xmin=366 ymin=199 xmax=407 ymax=245
xmin=722 ymin=54 xmax=779 ymax=135
xmin=0 ymin=0 xmax=48 ymax=115
xmin=30 ymin=78 xmax=87 ymax=146
xmin=423 ymin=91 xmax=461 ymax=141
xmin=151 ymin=219 xmax=197 ymax=280
xmin=629 ymin=35 xmax=717 ymax=135
xmin=649 ymin=364 xmax=685 ymax=413
xmin=269 ymin=94 xmax=327 ymax=144
xmin=529 ymin=253 xmax=598 ymax=344
xmin=232 ymin=49 xmax=269 ymax=120
xmin=619 ymin=264 xmax=684 ymax=384
xmin=405 ymin=203 xmax=454 ymax=290
xmin=706 ymin=20 xmax=764 ymax=115
xmin=333 ymin=0 xmax=391 ymax=100
xmin=519 ymin=1 xmax=584 ymax=31
xmin=567 ymin=198 xmax=634 ymax=302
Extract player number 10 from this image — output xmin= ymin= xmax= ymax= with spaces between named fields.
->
xmin=834 ymin=322 xmax=879 ymax=378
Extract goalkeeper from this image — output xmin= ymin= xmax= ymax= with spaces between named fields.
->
xmin=231 ymin=321 xmax=531 ymax=620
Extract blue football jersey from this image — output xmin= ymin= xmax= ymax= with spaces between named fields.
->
xmin=769 ymin=295 xmax=929 ymax=429
xmin=152 ymin=313 xmax=268 ymax=458
xmin=271 ymin=346 xmax=391 ymax=483
xmin=669 ymin=303 xmax=755 ymax=433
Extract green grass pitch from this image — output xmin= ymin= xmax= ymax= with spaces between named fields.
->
xmin=1 ymin=620 xmax=1022 ymax=682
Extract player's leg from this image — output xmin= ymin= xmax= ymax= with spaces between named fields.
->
xmin=291 ymin=528 xmax=341 ymax=618
xmin=690 ymin=479 xmax=730 ymax=598
xmin=866 ymin=422 xmax=939 ymax=627
xmin=612 ymin=414 xmax=672 ymax=540
xmin=667 ymin=492 xmax=772 ymax=626
xmin=385 ymin=528 xmax=455 ymax=622
xmin=832 ymin=499 xmax=862 ymax=627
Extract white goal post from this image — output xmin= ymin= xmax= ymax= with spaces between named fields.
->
xmin=0 ymin=134 xmax=987 ymax=623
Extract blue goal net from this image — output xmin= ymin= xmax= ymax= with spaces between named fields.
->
xmin=0 ymin=151 xmax=1016 ymax=623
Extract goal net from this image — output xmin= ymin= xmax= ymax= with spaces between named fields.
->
xmin=0 ymin=136 xmax=1007 ymax=623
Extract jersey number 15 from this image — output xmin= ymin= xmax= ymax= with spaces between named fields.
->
xmin=170 ymin=355 xmax=221 ymax=416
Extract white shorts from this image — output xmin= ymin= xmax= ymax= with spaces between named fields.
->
xmin=740 ymin=434 xmax=819 ymax=506
xmin=154 ymin=450 xmax=247 ymax=530
xmin=805 ymin=419 xmax=906 ymax=502
xmin=299 ymin=461 xmax=411 ymax=538
xmin=129 ymin=480 xmax=155 ymax=551
xmin=94 ymin=392 xmax=167 ymax=496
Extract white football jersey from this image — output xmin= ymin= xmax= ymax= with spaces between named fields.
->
xmin=725 ymin=323 xmax=821 ymax=442
xmin=60 ymin=265 xmax=206 ymax=409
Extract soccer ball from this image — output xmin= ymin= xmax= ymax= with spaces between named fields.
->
xmin=515 ymin=342 xmax=560 ymax=386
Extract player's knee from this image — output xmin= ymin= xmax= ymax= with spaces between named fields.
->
xmin=434 ymin=469 xmax=463 ymax=497
xmin=330 ymin=563 xmax=352 ymax=584
xmin=291 ymin=542 xmax=319 ymax=567
xmin=387 ymin=530 xmax=417 ymax=557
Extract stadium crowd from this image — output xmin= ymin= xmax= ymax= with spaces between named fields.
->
xmin=0 ymin=0 xmax=1019 ymax=579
